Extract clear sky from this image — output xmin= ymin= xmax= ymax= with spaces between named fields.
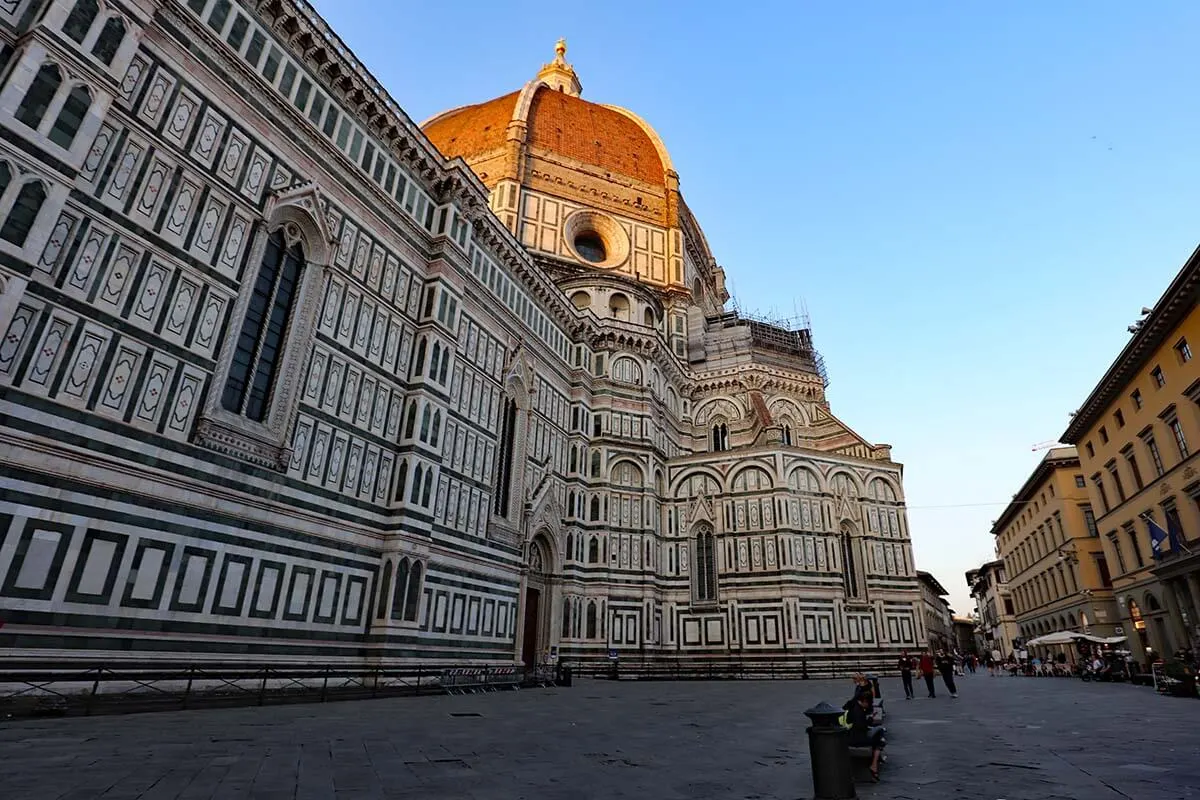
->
xmin=312 ymin=0 xmax=1200 ymax=616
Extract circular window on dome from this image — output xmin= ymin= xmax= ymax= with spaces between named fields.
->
xmin=563 ymin=210 xmax=630 ymax=269
xmin=574 ymin=232 xmax=607 ymax=263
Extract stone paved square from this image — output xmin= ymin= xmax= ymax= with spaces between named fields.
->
xmin=1 ymin=673 xmax=1197 ymax=799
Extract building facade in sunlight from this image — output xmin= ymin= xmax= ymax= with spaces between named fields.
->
xmin=1061 ymin=252 xmax=1200 ymax=664
xmin=0 ymin=1 xmax=923 ymax=670
xmin=990 ymin=447 xmax=1121 ymax=661
xmin=966 ymin=559 xmax=1020 ymax=659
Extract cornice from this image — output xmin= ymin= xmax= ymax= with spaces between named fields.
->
xmin=1062 ymin=244 xmax=1200 ymax=443
xmin=990 ymin=450 xmax=1080 ymax=536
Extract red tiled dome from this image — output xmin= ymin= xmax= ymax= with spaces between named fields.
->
xmin=424 ymin=85 xmax=667 ymax=187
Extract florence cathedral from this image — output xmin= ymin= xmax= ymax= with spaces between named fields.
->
xmin=0 ymin=0 xmax=925 ymax=671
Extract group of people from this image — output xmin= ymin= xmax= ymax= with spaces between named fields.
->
xmin=897 ymin=649 xmax=959 ymax=699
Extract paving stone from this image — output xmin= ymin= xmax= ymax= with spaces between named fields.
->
xmin=0 ymin=675 xmax=1197 ymax=799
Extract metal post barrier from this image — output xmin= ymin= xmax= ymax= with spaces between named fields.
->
xmin=182 ymin=666 xmax=195 ymax=710
xmin=85 ymin=668 xmax=102 ymax=716
xmin=321 ymin=667 xmax=329 ymax=702
xmin=258 ymin=667 xmax=269 ymax=706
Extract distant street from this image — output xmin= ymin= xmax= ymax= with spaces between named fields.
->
xmin=0 ymin=673 xmax=1196 ymax=799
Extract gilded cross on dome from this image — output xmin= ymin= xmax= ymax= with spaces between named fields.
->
xmin=555 ymin=38 xmax=567 ymax=61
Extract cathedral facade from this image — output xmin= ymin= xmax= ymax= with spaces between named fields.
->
xmin=0 ymin=0 xmax=925 ymax=670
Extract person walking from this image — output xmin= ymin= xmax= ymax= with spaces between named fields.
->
xmin=919 ymin=650 xmax=937 ymax=698
xmin=898 ymin=650 xmax=915 ymax=699
xmin=936 ymin=649 xmax=959 ymax=698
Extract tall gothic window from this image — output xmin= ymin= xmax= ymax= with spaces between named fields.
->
xmin=16 ymin=64 xmax=62 ymax=131
xmin=404 ymin=562 xmax=422 ymax=621
xmin=694 ymin=525 xmax=717 ymax=602
xmin=391 ymin=559 xmax=410 ymax=620
xmin=0 ymin=181 xmax=46 ymax=247
xmin=48 ymin=84 xmax=92 ymax=149
xmin=222 ymin=230 xmax=304 ymax=421
xmin=492 ymin=396 xmax=518 ymax=516
xmin=62 ymin=0 xmax=99 ymax=43
xmin=561 ymin=598 xmax=570 ymax=638
xmin=842 ymin=531 xmax=859 ymax=599
xmin=375 ymin=561 xmax=392 ymax=619
xmin=711 ymin=423 xmax=729 ymax=452
xmin=586 ymin=601 xmax=597 ymax=638
xmin=91 ymin=16 xmax=126 ymax=65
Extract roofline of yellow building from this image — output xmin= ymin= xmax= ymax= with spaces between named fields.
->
xmin=1061 ymin=244 xmax=1200 ymax=443
xmin=989 ymin=446 xmax=1079 ymax=535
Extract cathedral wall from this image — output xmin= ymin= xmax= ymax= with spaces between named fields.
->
xmin=0 ymin=0 xmax=925 ymax=671
xmin=0 ymin=0 xmax=575 ymax=664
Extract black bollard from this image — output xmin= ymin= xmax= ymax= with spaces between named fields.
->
xmin=804 ymin=701 xmax=855 ymax=800
xmin=562 ymin=665 xmax=573 ymax=687
xmin=802 ymin=658 xmax=809 ymax=680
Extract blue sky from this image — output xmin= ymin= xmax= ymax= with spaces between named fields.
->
xmin=312 ymin=1 xmax=1200 ymax=615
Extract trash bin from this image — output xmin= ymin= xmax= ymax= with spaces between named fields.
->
xmin=804 ymin=701 xmax=855 ymax=800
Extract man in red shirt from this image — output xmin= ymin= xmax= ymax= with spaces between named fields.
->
xmin=919 ymin=651 xmax=937 ymax=698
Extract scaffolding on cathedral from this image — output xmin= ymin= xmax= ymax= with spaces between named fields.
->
xmin=716 ymin=298 xmax=830 ymax=387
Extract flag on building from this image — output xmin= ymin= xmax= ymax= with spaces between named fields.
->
xmin=1145 ymin=514 xmax=1169 ymax=559
xmin=1166 ymin=511 xmax=1194 ymax=555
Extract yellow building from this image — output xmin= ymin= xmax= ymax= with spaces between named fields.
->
xmin=1062 ymin=250 xmax=1200 ymax=663
xmin=992 ymin=447 xmax=1120 ymax=659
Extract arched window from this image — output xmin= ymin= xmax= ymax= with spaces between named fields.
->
xmin=0 ymin=163 xmax=10 ymax=197
xmin=694 ymin=526 xmax=717 ymax=602
xmin=590 ymin=450 xmax=601 ymax=477
xmin=421 ymin=470 xmax=433 ymax=506
xmin=16 ymin=64 xmax=62 ymax=131
xmin=561 ymin=598 xmax=571 ymax=637
xmin=643 ymin=307 xmax=655 ymax=327
xmin=62 ymin=0 xmax=99 ymax=43
xmin=841 ymin=530 xmax=859 ymax=599
xmin=395 ymin=461 xmax=408 ymax=502
xmin=569 ymin=446 xmax=577 ymax=473
xmin=411 ymin=337 xmax=426 ymax=377
xmin=404 ymin=402 xmax=418 ymax=439
xmin=429 ymin=342 xmax=441 ymax=379
xmin=391 ymin=559 xmax=409 ymax=620
xmin=430 ymin=410 xmax=441 ymax=447
xmin=783 ymin=424 xmax=793 ymax=446
xmin=375 ymin=560 xmax=392 ymax=619
xmin=609 ymin=292 xmax=630 ymax=321
xmin=419 ymin=405 xmax=431 ymax=442
xmin=711 ymin=423 xmax=729 ymax=452
xmin=565 ymin=532 xmax=573 ymax=561
xmin=586 ymin=601 xmax=597 ymax=638
xmin=221 ymin=231 xmax=305 ymax=421
xmin=611 ymin=356 xmax=642 ymax=385
xmin=90 ymin=16 xmax=126 ymax=66
xmin=404 ymin=562 xmax=422 ymax=621
xmin=49 ymin=84 xmax=91 ymax=149
xmin=492 ymin=396 xmax=518 ymax=516
xmin=410 ymin=464 xmax=423 ymax=503
xmin=0 ymin=181 xmax=46 ymax=248
xmin=588 ymin=537 xmax=599 ymax=562
xmin=589 ymin=497 xmax=600 ymax=521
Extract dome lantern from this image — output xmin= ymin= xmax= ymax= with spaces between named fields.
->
xmin=535 ymin=37 xmax=582 ymax=97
